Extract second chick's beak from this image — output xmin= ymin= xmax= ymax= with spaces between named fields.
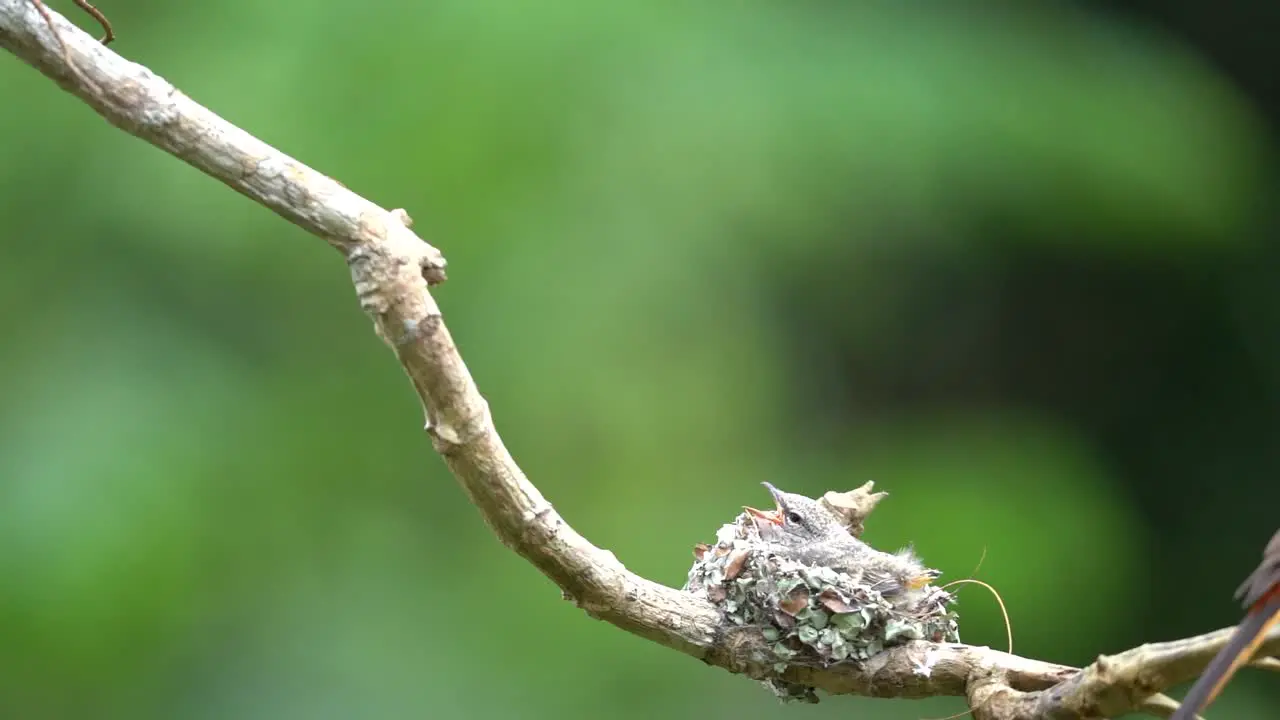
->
xmin=743 ymin=505 xmax=783 ymax=524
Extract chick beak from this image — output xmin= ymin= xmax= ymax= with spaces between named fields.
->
xmin=744 ymin=482 xmax=787 ymax=525
xmin=761 ymin=481 xmax=786 ymax=507
xmin=743 ymin=505 xmax=783 ymax=525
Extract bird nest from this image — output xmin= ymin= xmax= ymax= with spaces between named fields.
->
xmin=682 ymin=483 xmax=960 ymax=701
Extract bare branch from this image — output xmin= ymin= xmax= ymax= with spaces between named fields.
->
xmin=1255 ymin=657 xmax=1280 ymax=673
xmin=1 ymin=3 xmax=1273 ymax=718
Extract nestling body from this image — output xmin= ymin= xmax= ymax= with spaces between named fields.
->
xmin=744 ymin=482 xmax=940 ymax=606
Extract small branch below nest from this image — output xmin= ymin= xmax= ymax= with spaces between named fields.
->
xmin=0 ymin=3 xmax=1273 ymax=718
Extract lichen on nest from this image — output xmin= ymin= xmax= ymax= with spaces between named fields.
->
xmin=682 ymin=482 xmax=960 ymax=702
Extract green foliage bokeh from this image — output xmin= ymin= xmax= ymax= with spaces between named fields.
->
xmin=1 ymin=1 xmax=1275 ymax=718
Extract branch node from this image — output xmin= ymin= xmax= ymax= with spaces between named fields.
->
xmin=523 ymin=504 xmax=554 ymax=524
xmin=381 ymin=208 xmax=445 ymax=285
xmin=426 ymin=397 xmax=492 ymax=452
xmin=390 ymin=207 xmax=414 ymax=228
xmin=427 ymin=415 xmax=463 ymax=448
xmin=421 ymin=261 xmax=447 ymax=286
xmin=912 ymin=646 xmax=941 ymax=677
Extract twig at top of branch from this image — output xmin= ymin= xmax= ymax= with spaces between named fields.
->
xmin=0 ymin=3 xmax=1274 ymax=718
xmin=24 ymin=0 xmax=112 ymax=90
xmin=70 ymin=0 xmax=111 ymax=43
xmin=28 ymin=0 xmax=111 ymax=43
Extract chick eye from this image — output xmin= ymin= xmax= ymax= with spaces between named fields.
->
xmin=786 ymin=511 xmax=804 ymax=525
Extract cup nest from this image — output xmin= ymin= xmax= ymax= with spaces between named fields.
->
xmin=684 ymin=509 xmax=960 ymax=702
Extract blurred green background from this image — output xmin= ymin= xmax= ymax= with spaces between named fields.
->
xmin=2 ymin=0 xmax=1278 ymax=718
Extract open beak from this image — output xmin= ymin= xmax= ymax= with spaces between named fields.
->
xmin=743 ymin=505 xmax=782 ymax=524
xmin=743 ymin=482 xmax=787 ymax=525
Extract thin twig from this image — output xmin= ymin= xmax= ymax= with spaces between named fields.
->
xmin=24 ymin=0 xmax=111 ymax=92
xmin=72 ymin=0 xmax=112 ymax=43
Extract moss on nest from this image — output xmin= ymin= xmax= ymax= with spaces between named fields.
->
xmin=684 ymin=499 xmax=960 ymax=702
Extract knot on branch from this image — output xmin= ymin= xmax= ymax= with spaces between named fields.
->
xmin=348 ymin=209 xmax=446 ymax=314
xmin=425 ymin=395 xmax=492 ymax=454
xmin=347 ymin=210 xmax=448 ymax=346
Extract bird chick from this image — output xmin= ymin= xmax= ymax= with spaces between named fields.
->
xmin=744 ymin=482 xmax=940 ymax=606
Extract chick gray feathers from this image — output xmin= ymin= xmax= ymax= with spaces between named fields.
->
xmin=752 ymin=482 xmax=940 ymax=607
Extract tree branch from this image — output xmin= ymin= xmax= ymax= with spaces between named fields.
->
xmin=2 ymin=3 xmax=1273 ymax=718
